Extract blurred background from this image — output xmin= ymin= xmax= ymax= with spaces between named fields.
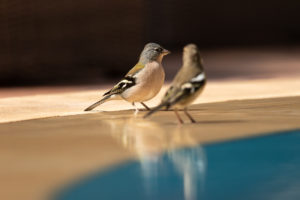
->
xmin=1 ymin=0 xmax=300 ymax=86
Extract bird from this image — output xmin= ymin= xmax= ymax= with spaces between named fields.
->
xmin=84 ymin=43 xmax=170 ymax=114
xmin=144 ymin=44 xmax=206 ymax=124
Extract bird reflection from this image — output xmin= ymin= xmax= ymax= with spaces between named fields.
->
xmin=104 ymin=117 xmax=206 ymax=200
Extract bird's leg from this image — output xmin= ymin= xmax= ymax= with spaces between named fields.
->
xmin=132 ymin=102 xmax=139 ymax=116
xmin=184 ymin=108 xmax=196 ymax=123
xmin=174 ymin=109 xmax=184 ymax=124
xmin=140 ymin=102 xmax=150 ymax=110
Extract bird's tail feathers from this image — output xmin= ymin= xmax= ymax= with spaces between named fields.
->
xmin=143 ymin=102 xmax=169 ymax=118
xmin=84 ymin=95 xmax=112 ymax=111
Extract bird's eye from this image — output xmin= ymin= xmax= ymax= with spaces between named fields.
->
xmin=155 ymin=48 xmax=162 ymax=52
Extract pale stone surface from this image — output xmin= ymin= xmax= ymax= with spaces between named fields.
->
xmin=1 ymin=96 xmax=300 ymax=200
xmin=1 ymin=77 xmax=300 ymax=123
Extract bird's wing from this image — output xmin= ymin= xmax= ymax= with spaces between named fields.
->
xmin=125 ymin=62 xmax=145 ymax=76
xmin=103 ymin=76 xmax=136 ymax=96
xmin=161 ymin=72 xmax=206 ymax=108
xmin=103 ymin=63 xmax=145 ymax=96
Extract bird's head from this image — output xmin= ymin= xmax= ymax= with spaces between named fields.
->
xmin=183 ymin=44 xmax=204 ymax=71
xmin=183 ymin=44 xmax=201 ymax=63
xmin=139 ymin=43 xmax=170 ymax=63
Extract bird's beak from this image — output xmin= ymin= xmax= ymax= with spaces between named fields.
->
xmin=162 ymin=49 xmax=171 ymax=55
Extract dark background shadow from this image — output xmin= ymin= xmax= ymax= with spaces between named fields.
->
xmin=1 ymin=0 xmax=300 ymax=86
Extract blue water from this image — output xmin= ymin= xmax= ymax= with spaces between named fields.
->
xmin=54 ymin=130 xmax=300 ymax=200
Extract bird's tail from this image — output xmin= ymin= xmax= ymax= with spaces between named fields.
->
xmin=143 ymin=102 xmax=169 ymax=118
xmin=84 ymin=95 xmax=112 ymax=111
